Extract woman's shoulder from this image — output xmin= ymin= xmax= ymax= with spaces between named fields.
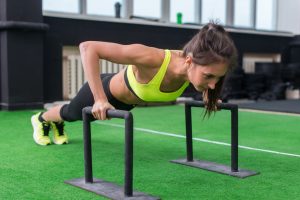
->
xmin=127 ymin=45 xmax=164 ymax=68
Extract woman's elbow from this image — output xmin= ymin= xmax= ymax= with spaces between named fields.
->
xmin=79 ymin=41 xmax=92 ymax=53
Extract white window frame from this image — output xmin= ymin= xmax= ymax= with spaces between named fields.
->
xmin=43 ymin=0 xmax=280 ymax=32
xmin=255 ymin=0 xmax=278 ymax=30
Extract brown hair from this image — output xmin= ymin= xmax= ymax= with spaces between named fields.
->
xmin=182 ymin=22 xmax=238 ymax=117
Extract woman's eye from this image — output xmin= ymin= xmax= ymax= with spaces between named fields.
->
xmin=204 ymin=74 xmax=213 ymax=79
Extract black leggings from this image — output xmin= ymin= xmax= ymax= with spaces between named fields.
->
xmin=60 ymin=73 xmax=135 ymax=122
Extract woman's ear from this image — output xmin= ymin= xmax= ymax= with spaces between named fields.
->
xmin=185 ymin=55 xmax=193 ymax=65
xmin=185 ymin=56 xmax=193 ymax=73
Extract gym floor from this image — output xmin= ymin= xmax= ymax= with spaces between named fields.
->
xmin=0 ymin=105 xmax=299 ymax=199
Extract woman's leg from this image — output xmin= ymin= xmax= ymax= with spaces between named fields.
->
xmin=42 ymin=105 xmax=63 ymax=122
xmin=57 ymin=74 xmax=115 ymax=122
xmin=38 ymin=81 xmax=94 ymax=123
xmin=39 ymin=73 xmax=114 ymax=124
xmin=31 ymin=74 xmax=114 ymax=146
xmin=32 ymin=82 xmax=94 ymax=146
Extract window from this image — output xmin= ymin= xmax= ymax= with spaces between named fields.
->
xmin=170 ymin=0 xmax=196 ymax=23
xmin=234 ymin=0 xmax=253 ymax=27
xmin=87 ymin=0 xmax=122 ymax=17
xmin=133 ymin=0 xmax=161 ymax=18
xmin=43 ymin=0 xmax=80 ymax=13
xmin=256 ymin=0 xmax=277 ymax=30
xmin=201 ymin=0 xmax=226 ymax=24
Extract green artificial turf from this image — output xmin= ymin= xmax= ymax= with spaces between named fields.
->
xmin=0 ymin=105 xmax=299 ymax=199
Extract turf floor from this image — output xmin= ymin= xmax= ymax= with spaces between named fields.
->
xmin=0 ymin=105 xmax=300 ymax=200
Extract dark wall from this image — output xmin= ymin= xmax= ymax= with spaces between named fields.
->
xmin=0 ymin=0 xmax=45 ymax=110
xmin=43 ymin=16 xmax=293 ymax=102
xmin=282 ymin=35 xmax=300 ymax=64
xmin=231 ymin=32 xmax=292 ymax=64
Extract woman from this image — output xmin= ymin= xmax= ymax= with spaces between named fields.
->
xmin=31 ymin=22 xmax=237 ymax=146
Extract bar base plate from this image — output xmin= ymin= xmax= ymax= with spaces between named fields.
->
xmin=171 ymin=158 xmax=259 ymax=178
xmin=65 ymin=178 xmax=160 ymax=200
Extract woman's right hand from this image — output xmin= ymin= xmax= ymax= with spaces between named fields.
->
xmin=92 ymin=100 xmax=115 ymax=120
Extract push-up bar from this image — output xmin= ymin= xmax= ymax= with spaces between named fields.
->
xmin=65 ymin=107 xmax=159 ymax=199
xmin=66 ymin=101 xmax=259 ymax=199
xmin=171 ymin=100 xmax=259 ymax=178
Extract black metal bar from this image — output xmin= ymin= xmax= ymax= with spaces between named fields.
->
xmin=124 ymin=112 xmax=133 ymax=197
xmin=185 ymin=104 xmax=193 ymax=162
xmin=172 ymin=100 xmax=258 ymax=178
xmin=184 ymin=100 xmax=238 ymax=110
xmin=82 ymin=107 xmax=134 ymax=197
xmin=184 ymin=100 xmax=239 ymax=172
xmin=231 ymin=105 xmax=239 ymax=172
xmin=0 ymin=21 xmax=49 ymax=31
xmin=82 ymin=107 xmax=94 ymax=183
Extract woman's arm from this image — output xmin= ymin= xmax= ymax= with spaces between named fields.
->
xmin=79 ymin=41 xmax=164 ymax=120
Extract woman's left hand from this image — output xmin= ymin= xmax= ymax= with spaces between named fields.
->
xmin=216 ymin=99 xmax=222 ymax=111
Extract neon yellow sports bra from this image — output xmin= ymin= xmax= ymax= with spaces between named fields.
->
xmin=125 ymin=49 xmax=189 ymax=102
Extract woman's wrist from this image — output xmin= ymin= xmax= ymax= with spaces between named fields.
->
xmin=94 ymin=97 xmax=108 ymax=104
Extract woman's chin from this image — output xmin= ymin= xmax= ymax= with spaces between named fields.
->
xmin=195 ymin=87 xmax=205 ymax=92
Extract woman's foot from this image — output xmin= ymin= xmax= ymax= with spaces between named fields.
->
xmin=31 ymin=112 xmax=51 ymax=146
xmin=51 ymin=121 xmax=69 ymax=145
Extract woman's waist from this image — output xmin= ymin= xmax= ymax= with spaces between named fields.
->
xmin=109 ymin=71 xmax=144 ymax=105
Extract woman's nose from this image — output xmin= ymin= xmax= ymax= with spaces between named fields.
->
xmin=208 ymin=81 xmax=216 ymax=90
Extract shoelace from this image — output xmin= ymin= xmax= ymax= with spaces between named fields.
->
xmin=42 ymin=122 xmax=50 ymax=136
xmin=54 ymin=122 xmax=65 ymax=136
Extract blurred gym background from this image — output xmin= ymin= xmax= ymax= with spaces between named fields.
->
xmin=1 ymin=0 xmax=300 ymax=113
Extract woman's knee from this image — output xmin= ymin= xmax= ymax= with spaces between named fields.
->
xmin=60 ymin=104 xmax=82 ymax=122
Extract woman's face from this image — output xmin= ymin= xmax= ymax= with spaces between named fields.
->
xmin=187 ymin=59 xmax=228 ymax=92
